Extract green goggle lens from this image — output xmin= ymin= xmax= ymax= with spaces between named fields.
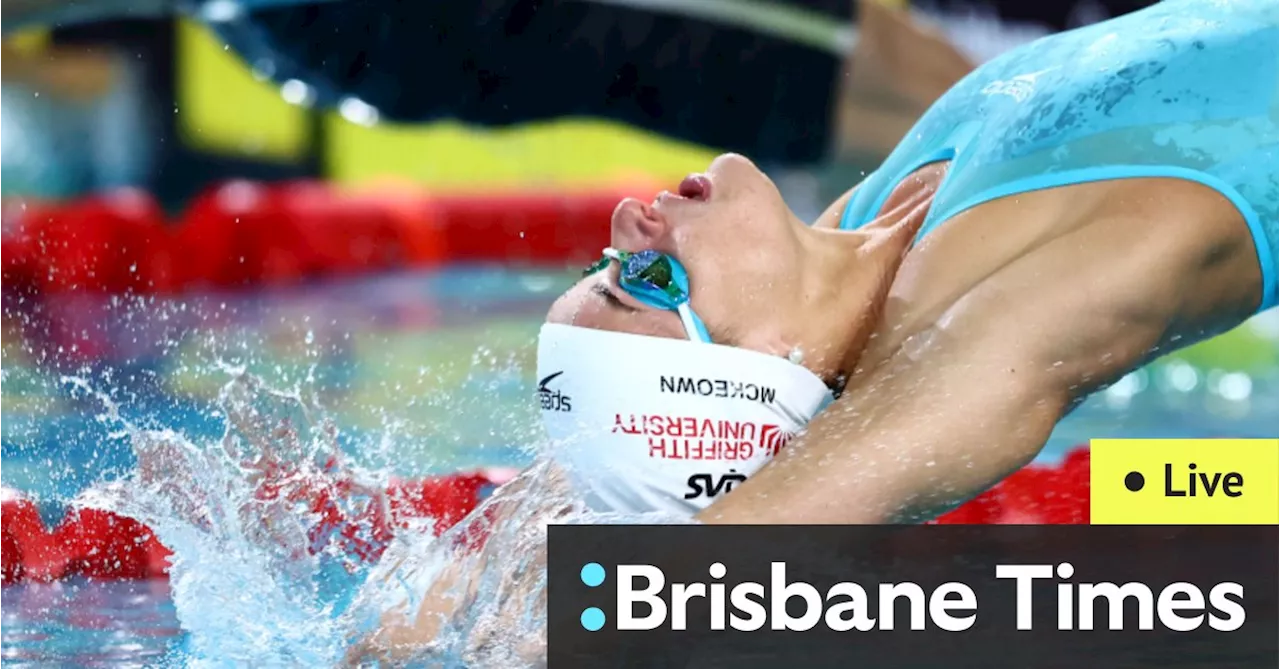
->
xmin=579 ymin=247 xmax=710 ymax=342
xmin=583 ymin=250 xmax=682 ymax=300
xmin=636 ymin=256 xmax=674 ymax=291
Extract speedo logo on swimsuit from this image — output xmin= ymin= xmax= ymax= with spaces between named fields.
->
xmin=659 ymin=376 xmax=777 ymax=405
xmin=613 ymin=414 xmax=796 ymax=461
xmin=980 ymin=68 xmax=1056 ymax=103
xmin=537 ymin=372 xmax=572 ymax=412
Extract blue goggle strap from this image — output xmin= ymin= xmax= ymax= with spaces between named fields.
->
xmin=603 ymin=247 xmax=711 ymax=343
xmin=678 ymin=303 xmax=712 ymax=343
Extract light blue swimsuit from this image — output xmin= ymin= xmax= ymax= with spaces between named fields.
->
xmin=840 ymin=0 xmax=1279 ymax=312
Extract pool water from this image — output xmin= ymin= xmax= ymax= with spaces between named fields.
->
xmin=3 ymin=267 xmax=1277 ymax=665
xmin=2 ymin=267 xmax=573 ymax=500
xmin=2 ymin=579 xmax=181 ymax=667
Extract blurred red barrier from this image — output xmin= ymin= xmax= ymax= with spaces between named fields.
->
xmin=933 ymin=446 xmax=1091 ymax=525
xmin=388 ymin=473 xmax=492 ymax=534
xmin=1 ymin=488 xmax=67 ymax=584
xmin=433 ymin=187 xmax=647 ymax=265
xmin=52 ymin=508 xmax=171 ymax=580
xmin=0 ymin=527 xmax=18 ymax=584
xmin=377 ymin=192 xmax=447 ymax=267
xmin=4 ymin=190 xmax=168 ymax=295
xmin=173 ymin=181 xmax=501 ymax=288
xmin=2 ymin=489 xmax=43 ymax=584
xmin=931 ymin=488 xmax=1001 ymax=525
xmin=177 ymin=181 xmax=315 ymax=288
xmin=2 ymin=453 xmax=1093 ymax=585
xmin=0 ymin=471 xmax=498 ymax=584
xmin=3 ymin=181 xmax=662 ymax=301
xmin=2 ymin=489 xmax=172 ymax=583
xmin=2 ymin=202 xmax=45 ymax=297
xmin=274 ymin=184 xmax=444 ymax=276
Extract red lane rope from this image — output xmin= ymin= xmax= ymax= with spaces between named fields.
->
xmin=1 ymin=184 xmax=1091 ymax=583
xmin=1 ymin=450 xmax=1089 ymax=584
xmin=3 ymin=182 xmax=666 ymax=297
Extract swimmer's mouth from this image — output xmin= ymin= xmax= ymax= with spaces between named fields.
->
xmin=657 ymin=174 xmax=712 ymax=204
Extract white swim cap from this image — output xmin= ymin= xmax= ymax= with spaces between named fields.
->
xmin=536 ymin=323 xmax=833 ymax=516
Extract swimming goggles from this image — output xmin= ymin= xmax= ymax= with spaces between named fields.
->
xmin=584 ymin=247 xmax=711 ymax=343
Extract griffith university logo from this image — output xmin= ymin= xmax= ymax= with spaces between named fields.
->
xmin=759 ymin=424 xmax=796 ymax=456
xmin=538 ymin=371 xmax=572 ymax=412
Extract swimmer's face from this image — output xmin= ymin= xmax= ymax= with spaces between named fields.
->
xmin=547 ymin=153 xmax=806 ymax=352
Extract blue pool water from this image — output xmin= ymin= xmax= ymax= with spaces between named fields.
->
xmin=2 ymin=580 xmax=181 ymax=666
xmin=3 ymin=267 xmax=1277 ymax=665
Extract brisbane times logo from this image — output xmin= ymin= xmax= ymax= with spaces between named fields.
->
xmin=538 ymin=371 xmax=572 ymax=412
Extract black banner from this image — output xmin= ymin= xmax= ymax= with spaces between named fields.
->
xmin=548 ymin=525 xmax=1277 ymax=668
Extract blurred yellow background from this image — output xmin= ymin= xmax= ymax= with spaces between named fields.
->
xmin=4 ymin=0 xmax=909 ymax=192
xmin=174 ymin=19 xmax=720 ymax=189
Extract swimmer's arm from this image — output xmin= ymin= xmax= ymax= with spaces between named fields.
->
xmin=699 ymin=181 xmax=1262 ymax=524
xmin=700 ymin=314 xmax=1073 ymax=524
xmin=344 ymin=464 xmax=570 ymax=665
xmin=831 ymin=0 xmax=974 ymax=161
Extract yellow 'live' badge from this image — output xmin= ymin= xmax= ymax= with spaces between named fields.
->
xmin=1089 ymin=439 xmax=1279 ymax=525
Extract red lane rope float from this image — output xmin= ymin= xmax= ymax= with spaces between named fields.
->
xmin=2 ymin=450 xmax=1089 ymax=584
xmin=178 ymin=181 xmax=314 ymax=290
xmin=0 ymin=180 xmax=657 ymax=364
xmin=431 ymin=187 xmax=640 ymax=266
xmin=3 ymin=190 xmax=172 ymax=296
xmin=933 ymin=447 xmax=1090 ymax=525
xmin=275 ymin=184 xmax=446 ymax=277
xmin=52 ymin=509 xmax=172 ymax=581
xmin=1 ymin=469 xmax=509 ymax=584
xmin=2 ymin=180 xmax=665 ymax=300
xmin=0 ymin=490 xmax=168 ymax=583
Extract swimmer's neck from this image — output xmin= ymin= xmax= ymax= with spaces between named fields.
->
xmin=783 ymin=163 xmax=944 ymax=381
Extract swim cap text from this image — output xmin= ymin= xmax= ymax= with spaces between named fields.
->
xmin=660 ymin=376 xmax=777 ymax=405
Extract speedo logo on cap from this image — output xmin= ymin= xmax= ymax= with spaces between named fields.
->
xmin=659 ymin=376 xmax=777 ymax=405
xmin=538 ymin=371 xmax=572 ymax=412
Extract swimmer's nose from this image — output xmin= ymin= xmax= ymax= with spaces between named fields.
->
xmin=610 ymin=197 xmax=668 ymax=250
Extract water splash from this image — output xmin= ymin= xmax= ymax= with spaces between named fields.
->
xmin=73 ymin=371 xmax=372 ymax=665
xmin=341 ymin=460 xmax=690 ymax=667
xmin=65 ymin=369 xmax=683 ymax=666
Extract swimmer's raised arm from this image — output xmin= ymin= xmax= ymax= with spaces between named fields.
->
xmin=832 ymin=0 xmax=974 ymax=160
xmin=698 ymin=177 xmax=1265 ymax=525
xmin=343 ymin=463 xmax=575 ymax=665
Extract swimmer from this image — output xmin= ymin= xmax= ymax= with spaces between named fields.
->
xmin=349 ymin=0 xmax=1277 ymax=660
xmin=538 ymin=0 xmax=1277 ymax=525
